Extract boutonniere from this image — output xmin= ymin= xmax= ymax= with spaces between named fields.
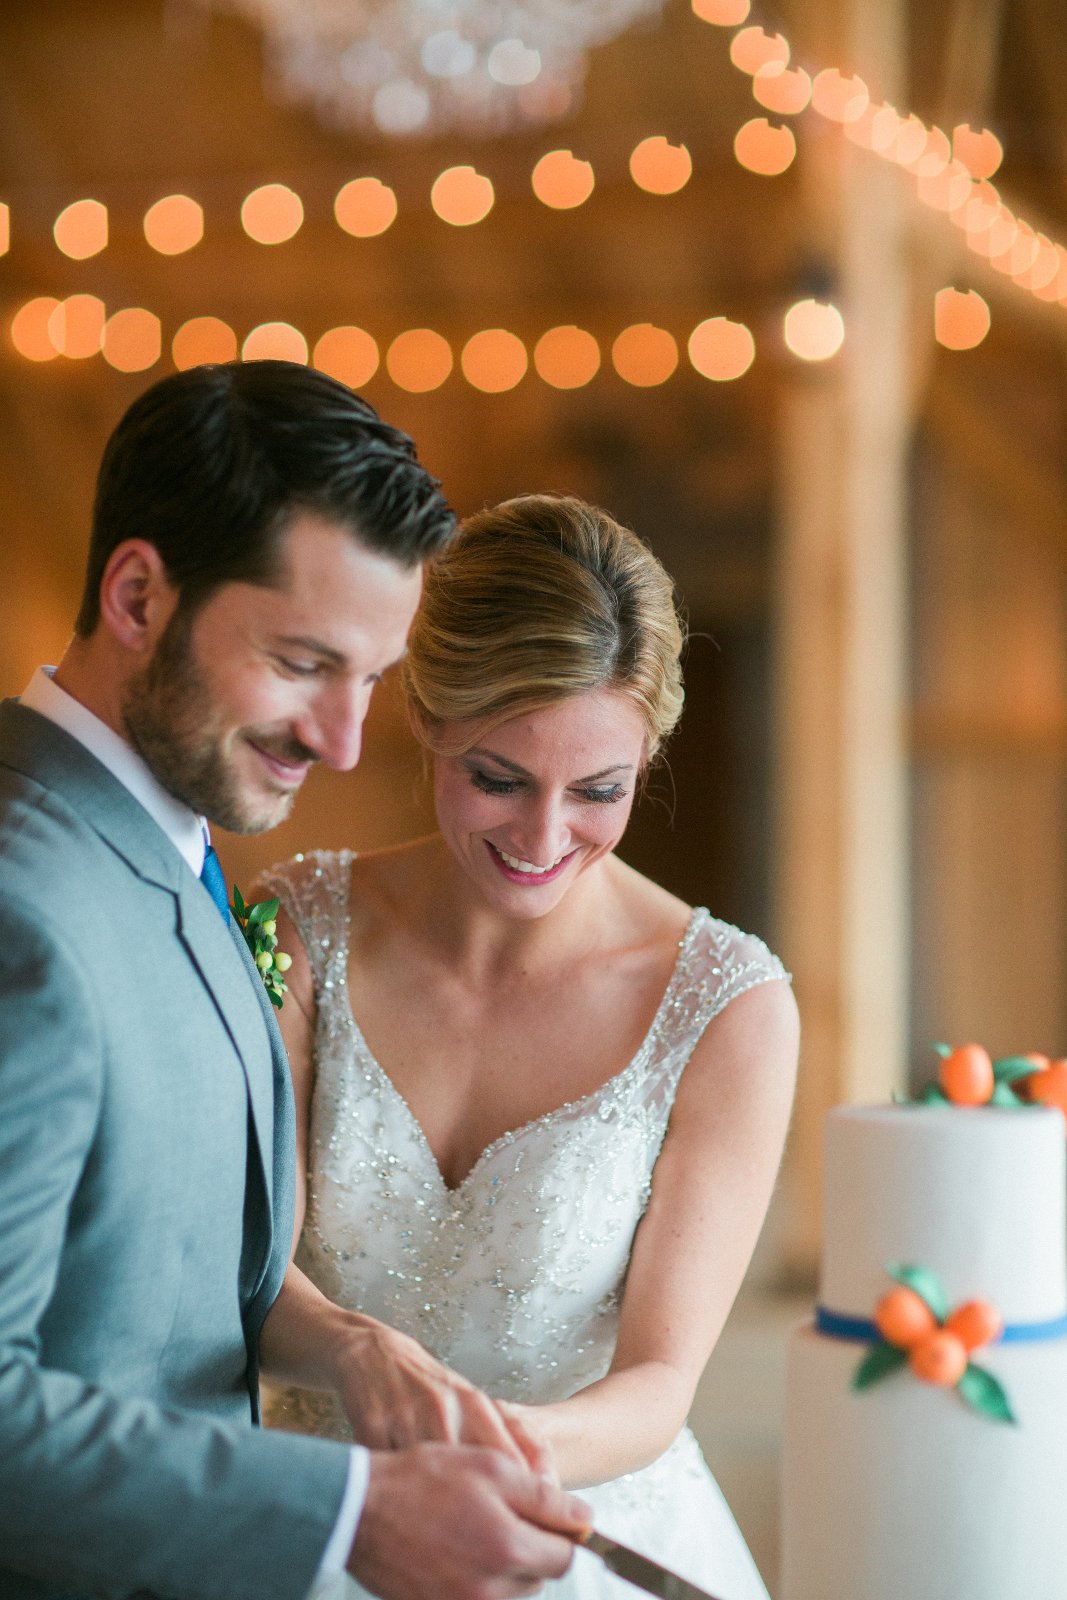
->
xmin=231 ymin=885 xmax=292 ymax=1008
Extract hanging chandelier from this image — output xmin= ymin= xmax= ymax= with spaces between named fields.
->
xmin=199 ymin=0 xmax=667 ymax=137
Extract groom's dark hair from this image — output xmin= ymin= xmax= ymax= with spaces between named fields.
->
xmin=75 ymin=361 xmax=454 ymax=636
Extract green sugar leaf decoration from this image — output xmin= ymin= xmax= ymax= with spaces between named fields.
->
xmin=931 ymin=1041 xmax=953 ymax=1058
xmin=957 ymin=1362 xmax=1018 ymax=1425
xmin=852 ymin=1341 xmax=908 ymax=1391
xmin=992 ymin=1054 xmax=1042 ymax=1085
xmin=887 ymin=1263 xmax=950 ymax=1322
xmin=920 ymin=1084 xmax=950 ymax=1105
xmin=990 ymin=1080 xmax=1027 ymax=1107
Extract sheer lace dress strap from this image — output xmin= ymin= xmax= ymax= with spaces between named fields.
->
xmin=649 ymin=908 xmax=791 ymax=1077
xmin=259 ymin=848 xmax=355 ymax=997
xmin=697 ymin=912 xmax=790 ymax=1017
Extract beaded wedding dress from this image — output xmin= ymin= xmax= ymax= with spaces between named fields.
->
xmin=263 ymin=850 xmax=787 ymax=1600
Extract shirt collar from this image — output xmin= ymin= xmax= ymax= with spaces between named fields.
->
xmin=21 ymin=666 xmax=207 ymax=876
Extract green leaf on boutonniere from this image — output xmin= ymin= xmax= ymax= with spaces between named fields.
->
xmin=957 ymin=1362 xmax=1018 ymax=1424
xmin=887 ymin=1263 xmax=950 ymax=1322
xmin=852 ymin=1342 xmax=908 ymax=1390
xmin=230 ymin=889 xmax=291 ymax=1009
xmin=247 ymin=897 xmax=279 ymax=929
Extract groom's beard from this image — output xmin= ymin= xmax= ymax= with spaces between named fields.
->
xmin=122 ymin=604 xmax=317 ymax=835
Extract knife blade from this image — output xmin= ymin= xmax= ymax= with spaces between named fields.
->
xmin=579 ymin=1529 xmax=729 ymax=1600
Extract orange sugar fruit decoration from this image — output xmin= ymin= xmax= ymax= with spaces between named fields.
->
xmin=1020 ymin=1057 xmax=1067 ymax=1120
xmin=909 ymin=1329 xmax=969 ymax=1386
xmin=874 ymin=1285 xmax=938 ymax=1349
xmin=938 ymin=1042 xmax=994 ymax=1105
xmin=944 ymin=1299 xmax=1003 ymax=1351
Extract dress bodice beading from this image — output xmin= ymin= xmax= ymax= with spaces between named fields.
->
xmin=263 ymin=848 xmax=788 ymax=1439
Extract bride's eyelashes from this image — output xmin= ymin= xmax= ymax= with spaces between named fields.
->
xmin=469 ymin=770 xmax=520 ymax=797
xmin=574 ymin=782 xmax=628 ymax=805
xmin=467 ymin=768 xmax=629 ymax=805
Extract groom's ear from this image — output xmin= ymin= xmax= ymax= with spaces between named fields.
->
xmin=97 ymin=539 xmax=180 ymax=656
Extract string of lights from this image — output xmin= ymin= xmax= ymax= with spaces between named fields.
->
xmin=8 ymin=296 xmax=761 ymax=387
xmin=3 ymin=0 xmax=1063 ymax=377
xmin=697 ymin=0 xmax=1067 ymax=350
xmin=0 ymin=140 xmax=773 ymax=381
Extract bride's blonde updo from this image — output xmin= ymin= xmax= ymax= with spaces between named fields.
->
xmin=403 ymin=494 xmax=685 ymax=763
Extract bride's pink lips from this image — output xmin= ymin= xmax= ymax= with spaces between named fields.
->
xmin=248 ymin=741 xmax=312 ymax=789
xmin=485 ymin=840 xmax=575 ymax=885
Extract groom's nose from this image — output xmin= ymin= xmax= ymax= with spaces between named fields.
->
xmin=298 ymin=681 xmax=367 ymax=771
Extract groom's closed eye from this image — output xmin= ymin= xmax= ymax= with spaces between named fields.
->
xmin=274 ymin=656 xmax=322 ymax=678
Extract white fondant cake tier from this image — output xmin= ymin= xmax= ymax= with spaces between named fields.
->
xmin=781 ymin=1102 xmax=1067 ymax=1600
xmin=820 ymin=1104 xmax=1067 ymax=1322
xmin=782 ymin=1326 xmax=1067 ymax=1600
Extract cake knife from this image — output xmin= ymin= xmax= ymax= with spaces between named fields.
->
xmin=579 ymin=1529 xmax=727 ymax=1600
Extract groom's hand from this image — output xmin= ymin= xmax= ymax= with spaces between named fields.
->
xmin=348 ymin=1444 xmax=590 ymax=1600
xmin=336 ymin=1316 xmax=554 ymax=1474
xmin=260 ymin=1268 xmax=555 ymax=1473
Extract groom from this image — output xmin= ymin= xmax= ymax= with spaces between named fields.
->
xmin=0 ymin=361 xmax=585 ymax=1600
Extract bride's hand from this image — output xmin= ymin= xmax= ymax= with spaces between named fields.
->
xmin=496 ymin=1400 xmax=560 ymax=1484
xmin=334 ymin=1315 xmax=556 ymax=1474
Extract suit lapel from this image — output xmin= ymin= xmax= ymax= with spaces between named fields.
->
xmin=174 ymin=880 xmax=276 ymax=1185
xmin=227 ymin=912 xmax=298 ymax=1306
xmin=0 ymin=698 xmax=186 ymax=895
xmin=0 ymin=699 xmax=287 ymax=1302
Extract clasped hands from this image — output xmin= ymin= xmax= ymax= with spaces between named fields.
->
xmin=335 ymin=1317 xmax=589 ymax=1600
xmin=334 ymin=1313 xmax=553 ymax=1473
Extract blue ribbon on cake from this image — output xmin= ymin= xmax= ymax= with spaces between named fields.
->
xmin=816 ymin=1305 xmax=1067 ymax=1343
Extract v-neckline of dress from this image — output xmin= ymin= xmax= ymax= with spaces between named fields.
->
xmin=331 ymin=903 xmax=706 ymax=1196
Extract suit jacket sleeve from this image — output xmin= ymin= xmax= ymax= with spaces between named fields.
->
xmin=0 ymin=889 xmax=354 ymax=1600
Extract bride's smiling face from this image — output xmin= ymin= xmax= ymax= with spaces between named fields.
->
xmin=432 ymin=688 xmax=647 ymax=916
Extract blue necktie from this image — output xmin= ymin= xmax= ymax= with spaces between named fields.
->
xmin=200 ymin=844 xmax=231 ymax=923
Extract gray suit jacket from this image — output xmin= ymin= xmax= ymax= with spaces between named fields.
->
xmin=0 ymin=700 xmax=352 ymax=1600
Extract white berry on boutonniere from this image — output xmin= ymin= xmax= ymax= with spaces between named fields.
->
xmin=230 ymin=885 xmax=292 ymax=1009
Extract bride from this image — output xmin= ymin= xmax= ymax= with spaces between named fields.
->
xmin=261 ymin=494 xmax=798 ymax=1600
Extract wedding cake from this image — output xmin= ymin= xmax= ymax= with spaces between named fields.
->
xmin=780 ymin=1103 xmax=1067 ymax=1600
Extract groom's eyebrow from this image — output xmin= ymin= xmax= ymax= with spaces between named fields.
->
xmin=467 ymin=748 xmax=635 ymax=782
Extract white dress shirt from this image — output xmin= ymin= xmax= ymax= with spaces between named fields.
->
xmin=21 ymin=666 xmax=368 ymax=1597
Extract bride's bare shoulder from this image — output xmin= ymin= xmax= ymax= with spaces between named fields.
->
xmin=606 ymin=852 xmax=693 ymax=947
xmin=348 ymin=835 xmax=446 ymax=923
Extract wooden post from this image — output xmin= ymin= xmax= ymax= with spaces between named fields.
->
xmin=773 ymin=0 xmax=911 ymax=1275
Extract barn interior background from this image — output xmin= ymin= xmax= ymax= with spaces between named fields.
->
xmin=3 ymin=0 xmax=1066 ymax=1583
